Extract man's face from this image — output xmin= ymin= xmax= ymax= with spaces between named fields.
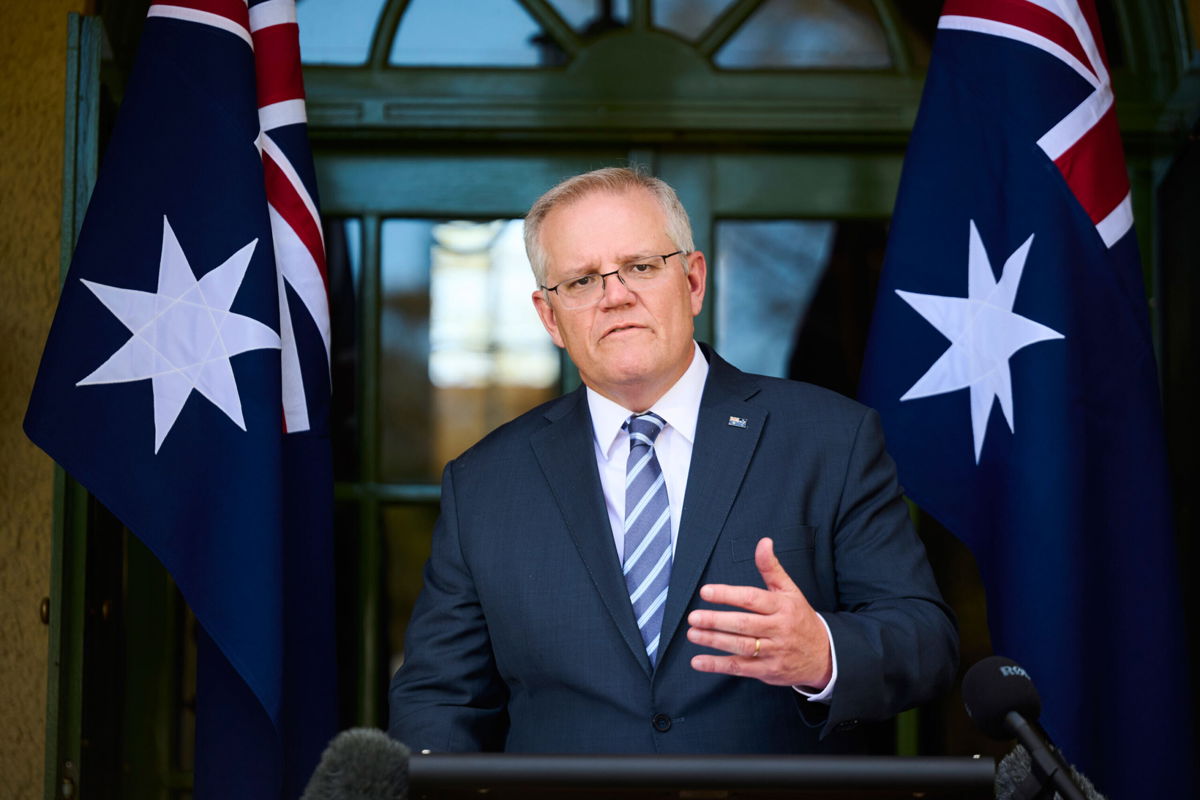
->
xmin=531 ymin=188 xmax=707 ymax=410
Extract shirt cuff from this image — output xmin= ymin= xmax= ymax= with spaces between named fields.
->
xmin=793 ymin=613 xmax=837 ymax=704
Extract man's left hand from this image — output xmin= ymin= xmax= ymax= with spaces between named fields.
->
xmin=687 ymin=537 xmax=833 ymax=690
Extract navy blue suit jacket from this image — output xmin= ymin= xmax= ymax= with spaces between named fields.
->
xmin=388 ymin=347 xmax=957 ymax=753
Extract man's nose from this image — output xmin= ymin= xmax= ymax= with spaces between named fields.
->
xmin=598 ymin=270 xmax=634 ymax=307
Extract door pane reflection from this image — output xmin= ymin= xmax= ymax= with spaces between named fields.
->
xmin=716 ymin=220 xmax=835 ymax=379
xmin=379 ymin=219 xmax=559 ymax=483
xmin=715 ymin=219 xmax=888 ymax=398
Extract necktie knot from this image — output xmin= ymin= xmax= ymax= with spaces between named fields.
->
xmin=625 ymin=412 xmax=665 ymax=447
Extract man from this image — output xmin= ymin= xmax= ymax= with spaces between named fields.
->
xmin=388 ymin=168 xmax=957 ymax=753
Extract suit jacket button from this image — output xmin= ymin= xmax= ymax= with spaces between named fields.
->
xmin=835 ymin=719 xmax=860 ymax=733
xmin=652 ymin=713 xmax=672 ymax=732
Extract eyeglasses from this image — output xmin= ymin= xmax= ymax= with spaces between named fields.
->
xmin=540 ymin=251 xmax=686 ymax=309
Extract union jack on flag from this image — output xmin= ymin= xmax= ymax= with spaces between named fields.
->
xmin=861 ymin=1 xmax=1193 ymax=797
xmin=26 ymin=0 xmax=337 ymax=795
xmin=941 ymin=0 xmax=1132 ymax=246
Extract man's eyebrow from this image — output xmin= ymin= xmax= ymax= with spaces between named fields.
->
xmin=560 ymin=253 xmax=661 ymax=274
xmin=616 ymin=252 xmax=664 ymax=264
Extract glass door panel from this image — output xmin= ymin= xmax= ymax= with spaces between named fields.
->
xmin=715 ymin=220 xmax=835 ymax=378
xmin=714 ymin=218 xmax=889 ymax=398
xmin=379 ymin=217 xmax=558 ymax=483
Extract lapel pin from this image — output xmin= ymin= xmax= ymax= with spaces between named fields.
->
xmin=727 ymin=416 xmax=748 ymax=429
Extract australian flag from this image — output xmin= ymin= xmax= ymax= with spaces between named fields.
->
xmin=25 ymin=1 xmax=336 ymax=796
xmin=860 ymin=1 xmax=1194 ymax=797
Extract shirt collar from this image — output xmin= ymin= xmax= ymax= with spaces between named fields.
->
xmin=587 ymin=341 xmax=709 ymax=462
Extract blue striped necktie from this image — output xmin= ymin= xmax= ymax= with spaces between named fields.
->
xmin=622 ymin=412 xmax=673 ymax=667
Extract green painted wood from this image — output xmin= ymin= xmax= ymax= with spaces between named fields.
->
xmin=896 ymin=708 xmax=919 ymax=757
xmin=336 ymin=482 xmax=441 ymax=504
xmin=304 ymin=65 xmax=926 ymax=142
xmin=711 ymin=152 xmax=904 ymax=218
xmin=369 ymin=0 xmax=411 ymax=69
xmin=45 ymin=14 xmax=101 ymax=800
xmin=303 ymin=1 xmax=1188 ymax=151
xmin=356 ymin=214 xmax=384 ymax=726
xmin=58 ymin=14 xmax=100 ymax=277
xmin=44 ymin=477 xmax=89 ymax=800
xmin=629 ymin=0 xmax=650 ymax=31
xmin=313 ymin=150 xmax=628 ymax=215
xmin=358 ymin=490 xmax=385 ymax=728
xmin=122 ymin=535 xmax=180 ymax=800
xmin=873 ymin=0 xmax=913 ymax=74
xmin=360 ymin=215 xmax=382 ymax=501
xmin=1129 ymin=155 xmax=1161 ymax=356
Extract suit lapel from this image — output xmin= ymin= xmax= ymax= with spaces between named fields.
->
xmin=530 ymin=388 xmax=652 ymax=676
xmin=658 ymin=350 xmax=764 ymax=663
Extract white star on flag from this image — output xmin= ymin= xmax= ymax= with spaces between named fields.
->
xmin=77 ymin=216 xmax=282 ymax=453
xmin=897 ymin=220 xmax=1064 ymax=463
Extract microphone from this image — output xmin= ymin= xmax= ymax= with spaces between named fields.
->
xmin=962 ymin=656 xmax=1090 ymax=800
xmin=300 ymin=728 xmax=410 ymax=800
xmin=996 ymin=743 xmax=1107 ymax=800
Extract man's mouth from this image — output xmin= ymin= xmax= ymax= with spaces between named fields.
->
xmin=602 ymin=324 xmax=644 ymax=339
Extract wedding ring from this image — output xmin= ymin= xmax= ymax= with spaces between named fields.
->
xmin=752 ymin=638 xmax=761 ymax=658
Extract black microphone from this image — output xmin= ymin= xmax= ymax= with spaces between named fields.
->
xmin=300 ymin=728 xmax=410 ymax=800
xmin=962 ymin=656 xmax=1090 ymax=800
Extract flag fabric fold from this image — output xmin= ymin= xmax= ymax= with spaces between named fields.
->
xmin=859 ymin=1 xmax=1193 ymax=797
xmin=25 ymin=1 xmax=336 ymax=795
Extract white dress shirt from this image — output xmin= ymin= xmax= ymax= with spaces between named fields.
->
xmin=585 ymin=342 xmax=838 ymax=701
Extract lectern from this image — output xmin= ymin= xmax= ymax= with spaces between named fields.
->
xmin=407 ymin=754 xmax=995 ymax=799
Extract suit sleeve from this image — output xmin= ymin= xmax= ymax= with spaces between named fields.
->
xmin=813 ymin=408 xmax=959 ymax=736
xmin=387 ymin=461 xmax=509 ymax=751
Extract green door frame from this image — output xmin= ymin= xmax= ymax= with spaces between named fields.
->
xmin=44 ymin=14 xmax=101 ymax=800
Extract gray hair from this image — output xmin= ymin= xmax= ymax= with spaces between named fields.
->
xmin=523 ymin=167 xmax=695 ymax=286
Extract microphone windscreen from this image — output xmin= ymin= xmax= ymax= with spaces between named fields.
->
xmin=300 ymin=728 xmax=410 ymax=800
xmin=962 ymin=655 xmax=1042 ymax=740
xmin=996 ymin=743 xmax=1109 ymax=800
xmin=995 ymin=741 xmax=1034 ymax=800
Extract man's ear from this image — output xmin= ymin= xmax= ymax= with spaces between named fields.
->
xmin=685 ymin=251 xmax=708 ymax=317
xmin=532 ymin=289 xmax=565 ymax=348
